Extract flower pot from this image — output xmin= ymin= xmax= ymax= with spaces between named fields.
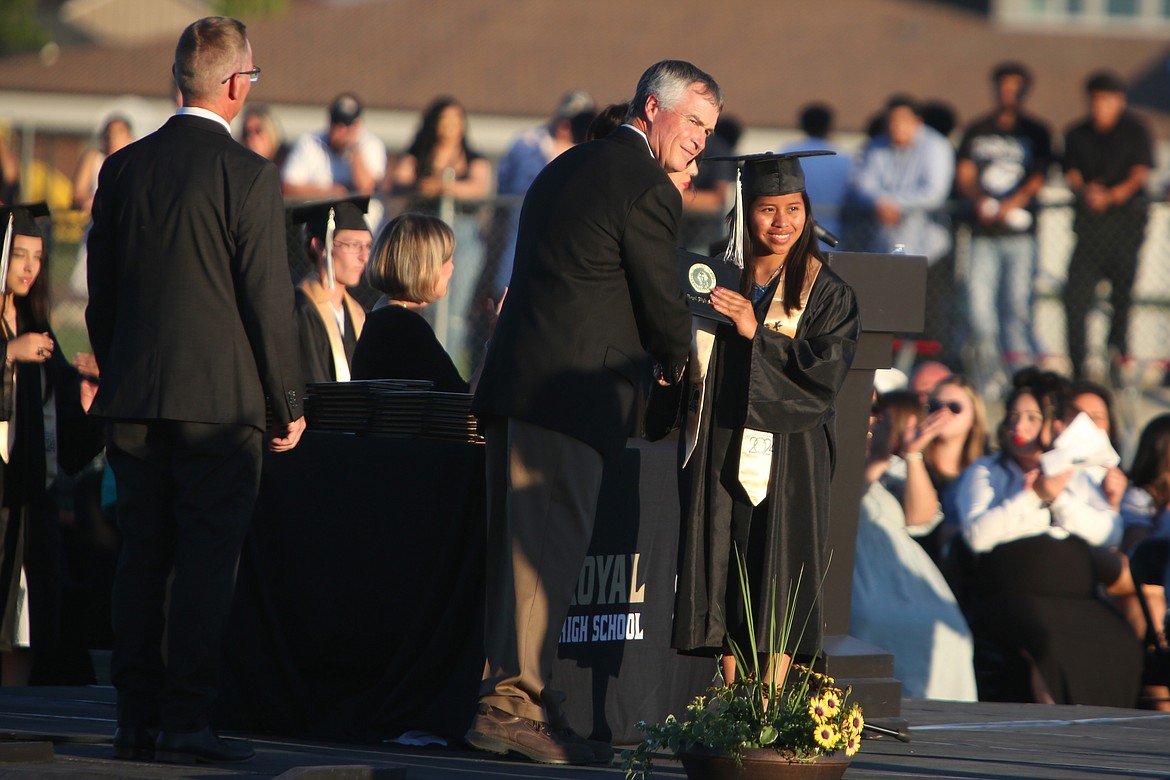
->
xmin=679 ymin=747 xmax=850 ymax=780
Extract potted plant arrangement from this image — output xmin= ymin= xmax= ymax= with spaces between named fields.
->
xmin=623 ymin=552 xmax=862 ymax=780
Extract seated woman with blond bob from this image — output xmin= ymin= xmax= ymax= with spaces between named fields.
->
xmin=351 ymin=213 xmax=469 ymax=392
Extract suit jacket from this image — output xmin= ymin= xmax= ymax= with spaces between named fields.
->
xmin=473 ymin=126 xmax=690 ymax=458
xmin=86 ymin=113 xmax=301 ymax=430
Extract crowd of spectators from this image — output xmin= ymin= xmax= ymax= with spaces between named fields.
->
xmin=863 ymin=361 xmax=1169 ymax=710
xmin=0 ymin=57 xmax=1161 ymax=395
xmin=776 ymin=64 xmax=1158 ymax=397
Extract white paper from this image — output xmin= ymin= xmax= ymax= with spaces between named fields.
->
xmin=1040 ymin=412 xmax=1119 ymax=475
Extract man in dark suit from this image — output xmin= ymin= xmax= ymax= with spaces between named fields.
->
xmin=468 ymin=60 xmax=721 ymax=766
xmin=85 ymin=16 xmax=304 ymax=765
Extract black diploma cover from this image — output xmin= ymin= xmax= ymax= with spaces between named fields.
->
xmin=677 ymin=249 xmax=740 ymax=324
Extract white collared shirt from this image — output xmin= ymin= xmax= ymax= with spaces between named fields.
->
xmin=620 ymin=123 xmax=654 ymax=157
xmin=177 ymin=106 xmax=232 ymax=134
xmin=957 ymin=453 xmax=1122 ymax=553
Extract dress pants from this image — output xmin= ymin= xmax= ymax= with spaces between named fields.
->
xmin=106 ymin=420 xmax=262 ymax=731
xmin=1062 ymin=205 xmax=1148 ymax=379
xmin=479 ymin=417 xmax=604 ymax=725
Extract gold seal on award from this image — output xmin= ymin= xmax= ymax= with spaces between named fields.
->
xmin=688 ymin=263 xmax=717 ymax=296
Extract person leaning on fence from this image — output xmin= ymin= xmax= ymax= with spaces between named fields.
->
xmin=847 ymin=95 xmax=956 ymax=363
xmin=282 ymin=92 xmax=386 ymax=228
xmin=1061 ymin=70 xmax=1153 ymax=382
xmin=955 ymin=62 xmax=1053 ymax=399
xmin=390 ymin=97 xmax=493 ymax=369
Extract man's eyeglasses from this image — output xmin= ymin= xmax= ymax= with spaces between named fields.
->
xmin=222 ymin=66 xmax=261 ymax=85
xmin=333 ymin=240 xmax=373 ymax=254
xmin=926 ymin=399 xmax=963 ymax=415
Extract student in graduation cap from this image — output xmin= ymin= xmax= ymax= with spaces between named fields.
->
xmin=0 ymin=203 xmax=102 ymax=684
xmin=671 ymin=152 xmax=860 ymax=686
xmin=290 ymin=196 xmax=372 ymax=387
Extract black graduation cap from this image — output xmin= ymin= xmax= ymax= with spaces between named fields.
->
xmin=0 ymin=201 xmax=50 ymax=241
xmin=0 ymin=202 xmax=51 ymax=295
xmin=702 ymin=151 xmax=836 ymax=268
xmin=289 ymin=194 xmax=371 ymax=241
xmin=288 ymin=195 xmax=370 ymax=290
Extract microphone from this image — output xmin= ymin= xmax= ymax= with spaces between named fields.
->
xmin=815 ymin=224 xmax=839 ymax=248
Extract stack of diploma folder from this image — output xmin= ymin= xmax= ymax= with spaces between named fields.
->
xmin=306 ymin=380 xmax=483 ymax=443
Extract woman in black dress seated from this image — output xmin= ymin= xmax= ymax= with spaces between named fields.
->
xmin=955 ymin=368 xmax=1142 ymax=706
xmin=351 ymin=214 xmax=469 ymax=392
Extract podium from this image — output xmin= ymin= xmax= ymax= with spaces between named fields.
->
xmin=821 ymin=251 xmax=928 ymax=721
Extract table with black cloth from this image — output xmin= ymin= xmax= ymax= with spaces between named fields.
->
xmin=218 ymin=431 xmax=712 ymax=745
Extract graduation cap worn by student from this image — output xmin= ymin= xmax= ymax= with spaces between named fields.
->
xmin=0 ymin=202 xmax=50 ymax=296
xmin=289 ymin=195 xmax=370 ymax=290
xmin=703 ymin=150 xmax=836 ymax=269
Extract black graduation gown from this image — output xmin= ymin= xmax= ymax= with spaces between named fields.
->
xmin=292 ymin=287 xmax=359 ymax=388
xmin=672 ymin=265 xmax=859 ymax=657
xmin=0 ymin=319 xmax=104 ymax=655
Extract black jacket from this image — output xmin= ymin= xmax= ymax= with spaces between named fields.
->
xmin=86 ymin=113 xmax=301 ymax=429
xmin=473 ymin=126 xmax=690 ymax=458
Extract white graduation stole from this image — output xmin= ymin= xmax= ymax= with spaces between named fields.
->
xmin=736 ymin=261 xmax=821 ymax=505
xmin=683 ymin=319 xmax=717 ymax=469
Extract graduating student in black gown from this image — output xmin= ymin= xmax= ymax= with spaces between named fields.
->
xmin=289 ymin=196 xmax=371 ymax=387
xmin=672 ymin=153 xmax=860 ymax=683
xmin=0 ymin=204 xmax=102 ymax=684
xmin=351 ymin=213 xmax=469 ymax=393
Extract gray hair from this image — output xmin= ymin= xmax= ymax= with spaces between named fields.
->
xmin=173 ymin=16 xmax=250 ymax=103
xmin=626 ymin=60 xmax=722 ymax=123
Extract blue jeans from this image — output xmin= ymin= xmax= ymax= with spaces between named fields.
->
xmin=965 ymin=233 xmax=1036 ymax=390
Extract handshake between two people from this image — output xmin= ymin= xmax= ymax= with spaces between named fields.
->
xmin=654 ymin=358 xmax=687 ymax=388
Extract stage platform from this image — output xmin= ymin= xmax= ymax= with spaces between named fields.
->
xmin=0 ymin=686 xmax=1167 ymax=778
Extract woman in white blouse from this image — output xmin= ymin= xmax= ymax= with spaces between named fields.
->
xmin=956 ymin=367 xmax=1141 ymax=707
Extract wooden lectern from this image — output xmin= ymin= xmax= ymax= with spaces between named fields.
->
xmin=820 ymin=251 xmax=928 ymax=723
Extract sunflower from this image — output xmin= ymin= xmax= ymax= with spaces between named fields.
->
xmin=813 ymin=722 xmax=839 ymax=749
xmin=844 ymin=732 xmax=861 ymax=757
xmin=821 ymin=688 xmax=842 ymax=718
xmin=845 ymin=703 xmax=864 ymax=736
xmin=807 ymin=695 xmax=829 ymax=724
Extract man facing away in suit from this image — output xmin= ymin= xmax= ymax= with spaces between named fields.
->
xmin=85 ymin=16 xmax=305 ymax=765
xmin=467 ymin=60 xmax=721 ymax=766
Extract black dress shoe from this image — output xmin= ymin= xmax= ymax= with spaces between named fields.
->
xmin=154 ymin=726 xmax=254 ymax=764
xmin=113 ymin=726 xmax=158 ymax=760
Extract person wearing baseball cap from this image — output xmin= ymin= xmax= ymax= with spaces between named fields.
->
xmin=282 ymin=92 xmax=387 ymax=230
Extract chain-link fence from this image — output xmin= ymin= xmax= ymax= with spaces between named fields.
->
xmin=46 ymin=191 xmax=1170 ymax=395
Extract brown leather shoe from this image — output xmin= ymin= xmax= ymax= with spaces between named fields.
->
xmin=465 ymin=704 xmax=593 ymax=765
